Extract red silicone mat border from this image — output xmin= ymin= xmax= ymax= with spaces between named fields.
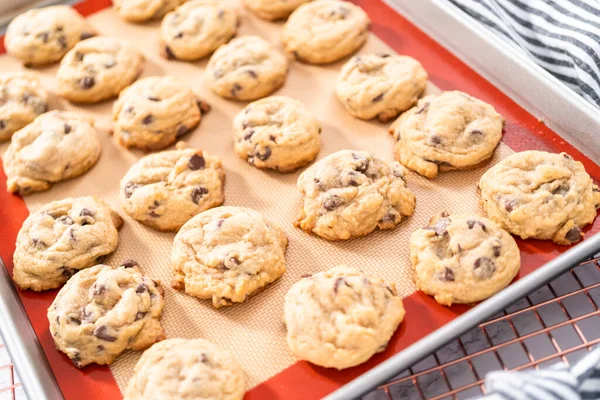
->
xmin=0 ymin=1 xmax=598 ymax=399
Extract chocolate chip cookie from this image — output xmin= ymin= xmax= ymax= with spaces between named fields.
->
xmin=243 ymin=0 xmax=311 ymax=20
xmin=113 ymin=0 xmax=185 ymax=22
xmin=336 ymin=53 xmax=428 ymax=122
xmin=410 ymin=212 xmax=520 ymax=306
xmin=120 ymin=145 xmax=225 ymax=231
xmin=112 ymin=76 xmax=202 ymax=151
xmin=282 ymin=0 xmax=370 ymax=64
xmin=161 ymin=0 xmax=239 ymax=61
xmin=233 ymin=96 xmax=321 ymax=172
xmin=124 ymin=338 xmax=245 ymax=400
xmin=295 ymin=150 xmax=416 ymax=240
xmin=205 ymin=36 xmax=289 ymax=101
xmin=0 ymin=73 xmax=49 ymax=141
xmin=3 ymin=111 xmax=102 ymax=196
xmin=5 ymin=5 xmax=95 ymax=66
xmin=284 ymin=266 xmax=405 ymax=369
xmin=57 ymin=36 xmax=145 ymax=103
xmin=48 ymin=262 xmax=165 ymax=368
xmin=13 ymin=196 xmax=123 ymax=291
xmin=388 ymin=91 xmax=504 ymax=179
xmin=171 ymin=206 xmax=288 ymax=308
xmin=479 ymin=151 xmax=600 ymax=245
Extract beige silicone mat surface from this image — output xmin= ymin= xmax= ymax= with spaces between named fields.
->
xmin=0 ymin=0 xmax=514 ymax=392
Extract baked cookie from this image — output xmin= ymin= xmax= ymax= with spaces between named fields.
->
xmin=13 ymin=196 xmax=123 ymax=291
xmin=205 ymin=36 xmax=288 ymax=101
xmin=479 ymin=151 xmax=600 ymax=245
xmin=48 ymin=263 xmax=165 ymax=368
xmin=112 ymin=76 xmax=202 ymax=151
xmin=336 ymin=53 xmax=428 ymax=122
xmin=233 ymin=96 xmax=321 ymax=172
xmin=3 ymin=111 xmax=101 ymax=196
xmin=57 ymin=37 xmax=145 ymax=103
xmin=281 ymin=1 xmax=370 ymax=65
xmin=295 ymin=150 xmax=416 ymax=240
xmin=124 ymin=339 xmax=245 ymax=400
xmin=0 ymin=73 xmax=49 ymax=141
xmin=161 ymin=1 xmax=239 ymax=61
xmin=243 ymin=0 xmax=311 ymax=20
xmin=5 ymin=6 xmax=95 ymax=66
xmin=171 ymin=206 xmax=288 ymax=308
xmin=120 ymin=145 xmax=225 ymax=231
xmin=388 ymin=91 xmax=504 ymax=179
xmin=113 ymin=0 xmax=185 ymax=22
xmin=284 ymin=266 xmax=405 ymax=369
xmin=410 ymin=212 xmax=520 ymax=306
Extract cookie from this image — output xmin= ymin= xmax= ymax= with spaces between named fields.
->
xmin=113 ymin=0 xmax=185 ymax=22
xmin=57 ymin=37 xmax=145 ymax=103
xmin=284 ymin=266 xmax=405 ymax=369
xmin=243 ymin=0 xmax=311 ymax=20
xmin=336 ymin=53 xmax=428 ymax=122
xmin=13 ymin=196 xmax=123 ymax=291
xmin=120 ymin=145 xmax=225 ymax=231
xmin=233 ymin=96 xmax=321 ymax=172
xmin=388 ymin=91 xmax=504 ymax=179
xmin=112 ymin=76 xmax=202 ymax=151
xmin=281 ymin=1 xmax=370 ymax=65
xmin=161 ymin=0 xmax=239 ymax=61
xmin=295 ymin=150 xmax=416 ymax=240
xmin=205 ymin=36 xmax=289 ymax=101
xmin=5 ymin=5 xmax=95 ymax=66
xmin=410 ymin=212 xmax=520 ymax=306
xmin=171 ymin=206 xmax=288 ymax=308
xmin=0 ymin=73 xmax=49 ymax=141
xmin=47 ymin=263 xmax=165 ymax=368
xmin=3 ymin=111 xmax=101 ymax=196
xmin=479 ymin=151 xmax=600 ymax=245
xmin=124 ymin=338 xmax=245 ymax=400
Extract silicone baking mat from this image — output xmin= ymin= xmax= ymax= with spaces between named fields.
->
xmin=0 ymin=0 xmax=599 ymax=399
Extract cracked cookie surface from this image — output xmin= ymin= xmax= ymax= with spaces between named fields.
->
xmin=120 ymin=146 xmax=225 ymax=231
xmin=161 ymin=0 xmax=239 ymax=61
xmin=336 ymin=53 xmax=428 ymax=122
xmin=389 ymin=91 xmax=504 ymax=179
xmin=243 ymin=0 xmax=310 ymax=20
xmin=124 ymin=338 xmax=245 ymax=400
xmin=410 ymin=213 xmax=520 ymax=306
xmin=113 ymin=0 xmax=185 ymax=22
xmin=13 ymin=196 xmax=123 ymax=291
xmin=57 ymin=36 xmax=144 ymax=103
xmin=479 ymin=151 xmax=600 ymax=245
xmin=205 ymin=35 xmax=288 ymax=101
xmin=233 ymin=96 xmax=321 ymax=172
xmin=3 ymin=110 xmax=101 ymax=195
xmin=0 ymin=73 xmax=49 ymax=141
xmin=48 ymin=263 xmax=165 ymax=367
xmin=282 ymin=0 xmax=370 ymax=64
xmin=284 ymin=266 xmax=405 ymax=369
xmin=112 ymin=76 xmax=202 ymax=151
xmin=295 ymin=150 xmax=416 ymax=240
xmin=171 ymin=206 xmax=288 ymax=308
xmin=5 ymin=5 xmax=95 ymax=66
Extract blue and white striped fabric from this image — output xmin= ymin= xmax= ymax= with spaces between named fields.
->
xmin=449 ymin=0 xmax=600 ymax=109
xmin=476 ymin=348 xmax=600 ymax=400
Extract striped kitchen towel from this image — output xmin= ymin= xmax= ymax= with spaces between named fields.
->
xmin=476 ymin=348 xmax=600 ymax=399
xmin=449 ymin=0 xmax=600 ymax=109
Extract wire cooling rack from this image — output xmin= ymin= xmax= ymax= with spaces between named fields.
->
xmin=0 ymin=337 xmax=25 ymax=400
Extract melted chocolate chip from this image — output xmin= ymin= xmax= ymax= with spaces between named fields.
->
xmin=148 ymin=96 xmax=160 ymax=102
xmin=176 ymin=125 xmax=189 ymax=138
xmin=247 ymin=70 xmax=258 ymax=79
xmin=474 ymin=257 xmax=496 ymax=280
xmin=244 ymin=130 xmax=255 ymax=140
xmin=174 ymin=32 xmax=183 ymax=39
xmin=124 ymin=182 xmax=141 ymax=198
xmin=565 ymin=227 xmax=582 ymax=242
xmin=121 ymin=259 xmax=138 ymax=268
xmin=324 ymin=195 xmax=343 ymax=211
xmin=467 ymin=220 xmax=487 ymax=231
xmin=69 ymin=227 xmax=76 ymax=241
xmin=493 ymin=244 xmax=501 ymax=257
xmin=60 ymin=267 xmax=77 ymax=278
xmin=333 ymin=277 xmax=348 ymax=294
xmin=80 ymin=208 xmax=94 ymax=218
xmin=0 ymin=120 xmax=5 ymax=130
xmin=57 ymin=215 xmax=73 ymax=225
xmin=255 ymin=147 xmax=272 ymax=161
xmin=165 ymin=46 xmax=176 ymax=59
xmin=188 ymin=154 xmax=206 ymax=170
xmin=471 ymin=130 xmax=483 ymax=136
xmin=135 ymin=312 xmax=146 ymax=321
xmin=70 ymin=316 xmax=81 ymax=325
xmin=231 ymin=83 xmax=242 ymax=96
xmin=301 ymin=274 xmax=312 ymax=278
xmin=31 ymin=238 xmax=46 ymax=249
xmin=197 ymin=100 xmax=211 ymax=115
xmin=93 ymin=325 xmax=117 ymax=342
xmin=353 ymin=155 xmax=369 ymax=172
xmin=135 ymin=283 xmax=147 ymax=294
xmin=191 ymin=187 xmax=209 ymax=204
xmin=441 ymin=267 xmax=455 ymax=282
xmin=80 ymin=32 xmax=95 ymax=40
xmin=217 ymin=219 xmax=225 ymax=228
xmin=75 ymin=52 xmax=84 ymax=62
xmin=429 ymin=135 xmax=441 ymax=145
xmin=372 ymin=93 xmax=384 ymax=102
xmin=64 ymin=124 xmax=71 ymax=134
xmin=80 ymin=77 xmax=95 ymax=89
xmin=505 ymin=199 xmax=518 ymax=212
xmin=377 ymin=53 xmax=391 ymax=58
xmin=552 ymin=183 xmax=570 ymax=196
xmin=57 ymin=35 xmax=67 ymax=49
xmin=70 ymin=355 xmax=82 ymax=368
xmin=381 ymin=213 xmax=396 ymax=223
xmin=93 ymin=284 xmax=105 ymax=296
xmin=269 ymin=135 xmax=277 ymax=143
xmin=142 ymin=115 xmax=154 ymax=125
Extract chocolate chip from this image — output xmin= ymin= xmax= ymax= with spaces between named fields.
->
xmin=121 ymin=259 xmax=138 ymax=268
xmin=104 ymin=60 xmax=116 ymax=69
xmin=149 ymin=211 xmax=160 ymax=218
xmin=57 ymin=35 xmax=67 ymax=49
xmin=324 ymin=195 xmax=343 ymax=211
xmin=124 ymin=182 xmax=141 ymax=198
xmin=247 ymin=70 xmax=258 ymax=79
xmin=135 ymin=312 xmax=146 ymax=321
xmin=64 ymin=124 xmax=71 ymax=134
xmin=80 ymin=77 xmax=95 ymax=89
xmin=200 ymin=353 xmax=209 ymax=363
xmin=75 ymin=52 xmax=84 ymax=62
xmin=244 ymin=130 xmax=255 ymax=140
xmin=372 ymin=93 xmax=384 ymax=102
xmin=429 ymin=135 xmax=441 ymax=145
xmin=505 ymin=199 xmax=518 ymax=212
xmin=142 ymin=115 xmax=154 ymax=125
xmin=467 ymin=220 xmax=486 ymax=231
xmin=565 ymin=227 xmax=582 ymax=242
xmin=213 ymin=69 xmax=223 ymax=79
xmin=80 ymin=208 xmax=94 ymax=218
xmin=188 ymin=154 xmax=206 ymax=170
xmin=474 ymin=257 xmax=496 ymax=280
xmin=165 ymin=46 xmax=176 ymax=59
xmin=269 ymin=135 xmax=277 ymax=143
xmin=333 ymin=277 xmax=348 ymax=294
xmin=434 ymin=218 xmax=450 ymax=236
xmin=60 ymin=267 xmax=77 ymax=277
xmin=0 ymin=120 xmax=5 ymax=130
xmin=217 ymin=219 xmax=225 ymax=228
xmin=97 ymin=345 xmax=104 ymax=351
xmin=69 ymin=316 xmax=81 ymax=325
xmin=148 ymin=96 xmax=160 ymax=102
xmin=31 ymin=238 xmax=46 ymax=249
xmin=176 ymin=125 xmax=189 ymax=138
xmin=197 ymin=100 xmax=211 ymax=115
xmin=377 ymin=53 xmax=391 ymax=58
xmin=174 ymin=32 xmax=183 ymax=39
xmin=416 ymin=102 xmax=429 ymax=114
xmin=93 ymin=325 xmax=117 ymax=342
xmin=135 ymin=283 xmax=147 ymax=294
xmin=80 ymin=32 xmax=95 ymax=40
xmin=441 ymin=267 xmax=455 ymax=282
xmin=38 ymin=32 xmax=49 ymax=43
xmin=353 ymin=155 xmax=369 ymax=172
xmin=57 ymin=215 xmax=73 ymax=225
xmin=69 ymin=228 xmax=76 ymax=241
xmin=93 ymin=284 xmax=105 ymax=296
xmin=471 ymin=130 xmax=483 ymax=136
xmin=493 ymin=244 xmax=501 ymax=257
xmin=70 ymin=355 xmax=82 ymax=368
xmin=381 ymin=213 xmax=396 ymax=223
xmin=552 ymin=183 xmax=570 ymax=196
xmin=255 ymin=147 xmax=271 ymax=161
xmin=191 ymin=187 xmax=209 ymax=204
xmin=231 ymin=83 xmax=242 ymax=96
xmin=301 ymin=274 xmax=312 ymax=278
